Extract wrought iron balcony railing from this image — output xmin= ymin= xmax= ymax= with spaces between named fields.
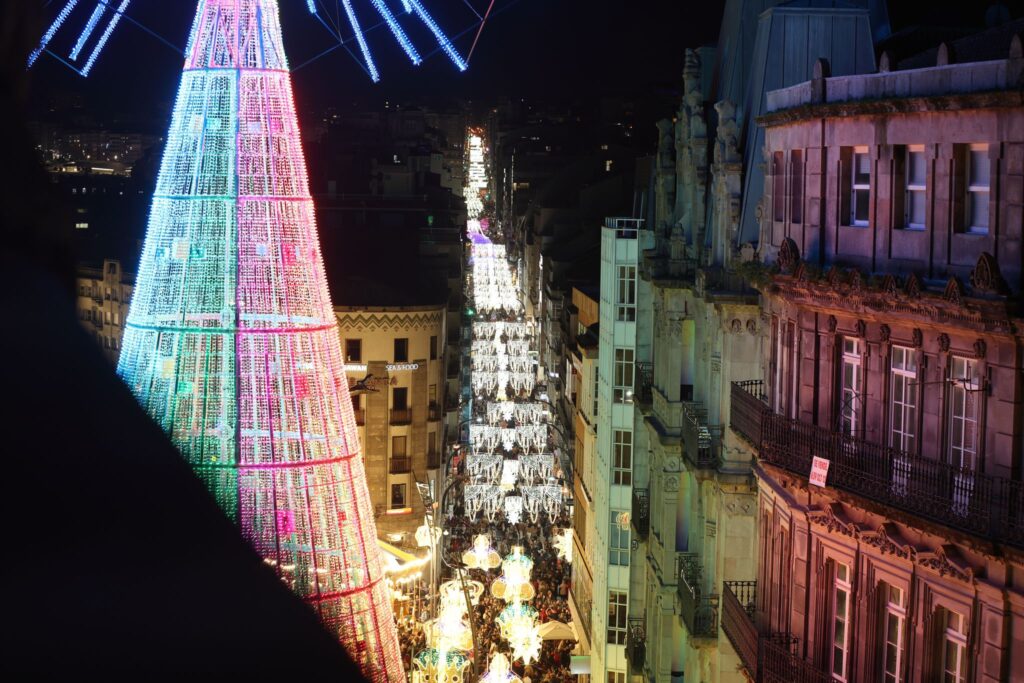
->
xmin=682 ymin=401 xmax=721 ymax=470
xmin=761 ymin=410 xmax=1024 ymax=549
xmin=631 ymin=488 xmax=650 ymax=541
xmin=390 ymin=408 xmax=413 ymax=425
xmin=626 ymin=617 xmax=646 ymax=672
xmin=730 ymin=380 xmax=768 ymax=446
xmin=677 ymin=553 xmax=718 ymax=639
xmin=722 ymin=581 xmax=758 ymax=678
xmin=635 ymin=362 xmax=654 ymax=407
xmin=389 ymin=456 xmax=412 ymax=474
xmin=761 ymin=635 xmax=830 ymax=683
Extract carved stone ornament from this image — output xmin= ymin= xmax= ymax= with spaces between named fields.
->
xmin=849 ymin=269 xmax=864 ymax=293
xmin=969 ymin=252 xmax=1009 ymax=295
xmin=944 ymin=277 xmax=964 ymax=306
xmin=747 ymin=319 xmax=758 ymax=336
xmin=905 ymin=272 xmax=922 ymax=299
xmin=778 ymin=237 xmax=800 ymax=274
xmin=912 ymin=328 xmax=923 ymax=348
xmin=663 ymin=457 xmax=681 ymax=473
xmin=879 ymin=324 xmax=891 ymax=342
xmin=860 ymin=522 xmax=916 ymax=561
xmin=938 ymin=333 xmax=951 ymax=352
xmin=855 ymin=320 xmax=867 ymax=338
xmin=882 ymin=274 xmax=899 ymax=297
xmin=807 ymin=503 xmax=861 ymax=538
xmin=731 ymin=318 xmax=743 ymax=334
xmin=974 ymin=339 xmax=987 ymax=359
xmin=795 ymin=262 xmax=810 ymax=282
xmin=663 ymin=474 xmax=680 ymax=493
xmin=917 ymin=544 xmax=974 ymax=584
xmin=827 ymin=267 xmax=844 ymax=290
xmin=827 ymin=315 xmax=838 ymax=333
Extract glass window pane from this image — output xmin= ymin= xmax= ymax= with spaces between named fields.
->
xmin=970 ymin=149 xmax=990 ymax=187
xmin=970 ymin=192 xmax=989 ymax=229
xmin=910 ymin=189 xmax=926 ymax=226
xmin=908 ymin=150 xmax=926 ymax=186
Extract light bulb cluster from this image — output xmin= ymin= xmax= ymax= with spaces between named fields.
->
xmin=116 ymin=3 xmax=402 ymax=681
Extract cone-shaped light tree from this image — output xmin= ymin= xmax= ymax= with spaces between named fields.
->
xmin=117 ymin=2 xmax=403 ymax=679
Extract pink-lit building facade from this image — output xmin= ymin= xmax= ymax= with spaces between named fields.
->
xmin=724 ymin=40 xmax=1024 ymax=683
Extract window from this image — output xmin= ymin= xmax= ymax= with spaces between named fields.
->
xmin=609 ymin=511 xmax=630 ymax=566
xmin=790 ymin=149 xmax=804 ymax=224
xmin=773 ymin=151 xmax=785 ymax=222
xmin=430 ymin=335 xmax=438 ymax=360
xmin=593 ymin=370 xmax=600 ymax=418
xmin=903 ymin=146 xmax=926 ymax=229
xmin=607 ymin=591 xmax=628 ymax=644
xmin=831 ymin=562 xmax=852 ymax=681
xmin=965 ymin=144 xmax=990 ymax=234
xmin=392 ymin=435 xmax=407 ymax=456
xmin=840 ymin=339 xmax=862 ymax=436
xmin=890 ymin=346 xmax=918 ymax=452
xmin=941 ymin=609 xmax=968 ymax=683
xmin=882 ymin=585 xmax=906 ymax=683
xmin=851 ymin=147 xmax=871 ymax=226
xmin=429 ymin=384 xmax=437 ymax=404
xmin=607 ymin=673 xmax=625 ymax=683
xmin=345 ymin=338 xmax=362 ymax=363
xmin=394 ymin=338 xmax=408 ymax=362
xmin=391 ymin=483 xmax=407 ymax=509
xmin=949 ymin=357 xmax=980 ymax=515
xmin=616 ymin=265 xmax=636 ymax=322
xmin=613 ymin=430 xmax=632 ymax=485
xmin=393 ymin=387 xmax=408 ymax=410
xmin=614 ymin=348 xmax=634 ymax=403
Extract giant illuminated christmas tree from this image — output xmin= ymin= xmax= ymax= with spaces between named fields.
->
xmin=116 ymin=2 xmax=403 ymax=679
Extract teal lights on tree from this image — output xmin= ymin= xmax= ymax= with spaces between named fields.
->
xmin=116 ymin=2 xmax=403 ymax=679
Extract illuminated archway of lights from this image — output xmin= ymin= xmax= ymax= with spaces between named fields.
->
xmin=29 ymin=0 xmax=508 ymax=82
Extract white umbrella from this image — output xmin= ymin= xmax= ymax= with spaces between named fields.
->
xmin=537 ymin=620 xmax=576 ymax=641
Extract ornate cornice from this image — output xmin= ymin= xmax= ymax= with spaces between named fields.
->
xmin=917 ymin=544 xmax=975 ymax=584
xmin=335 ymin=311 xmax=444 ymax=332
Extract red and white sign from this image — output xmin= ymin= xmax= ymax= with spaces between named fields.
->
xmin=809 ymin=456 xmax=830 ymax=487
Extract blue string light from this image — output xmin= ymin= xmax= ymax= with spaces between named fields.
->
xmin=340 ymin=0 xmax=381 ymax=82
xmin=306 ymin=0 xmax=318 ymax=14
xmin=81 ymin=0 xmax=132 ymax=76
xmin=406 ymin=0 xmax=468 ymax=71
xmin=69 ymin=2 xmax=107 ymax=61
xmin=27 ymin=0 xmax=80 ymax=68
xmin=370 ymin=0 xmax=422 ymax=65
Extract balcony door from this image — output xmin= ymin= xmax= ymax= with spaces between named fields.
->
xmin=948 ymin=357 xmax=980 ymax=516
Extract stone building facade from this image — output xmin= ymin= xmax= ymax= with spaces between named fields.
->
xmin=76 ymin=259 xmax=134 ymax=364
xmin=724 ymin=42 xmax=1024 ymax=683
xmin=335 ymin=306 xmax=448 ymax=545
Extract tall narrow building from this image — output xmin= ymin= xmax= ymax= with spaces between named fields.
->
xmin=116 ymin=2 xmax=403 ymax=680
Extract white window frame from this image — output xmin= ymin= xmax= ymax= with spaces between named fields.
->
xmin=614 ymin=348 xmax=635 ymax=404
xmin=607 ymin=590 xmax=628 ymax=645
xmin=831 ymin=562 xmax=852 ymax=681
xmin=851 ymin=146 xmax=871 ymax=227
xmin=616 ymin=265 xmax=636 ymax=322
xmin=890 ymin=346 xmax=918 ymax=452
xmin=609 ymin=510 xmax=630 ymax=566
xmin=613 ymin=429 xmax=632 ymax=486
xmin=904 ymin=145 xmax=926 ymax=230
xmin=941 ymin=610 xmax=968 ymax=683
xmin=949 ymin=357 xmax=980 ymax=516
xmin=966 ymin=143 xmax=990 ymax=235
xmin=883 ymin=585 xmax=906 ymax=683
xmin=841 ymin=339 xmax=862 ymax=436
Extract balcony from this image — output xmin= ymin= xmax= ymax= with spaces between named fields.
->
xmin=354 ymin=408 xmax=365 ymax=426
xmin=754 ymin=406 xmax=1024 ymax=549
xmin=447 ymin=359 xmax=460 ymax=378
xmin=676 ymin=553 xmax=718 ymax=640
xmin=682 ymin=402 xmax=721 ymax=470
xmin=427 ymin=448 xmax=440 ymax=469
xmin=390 ymin=408 xmax=413 ymax=425
xmin=631 ymin=488 xmax=650 ymax=541
xmin=428 ymin=402 xmax=442 ymax=421
xmin=390 ymin=456 xmax=412 ymax=474
xmin=721 ymin=578 xmax=831 ymax=683
xmin=730 ymin=380 xmax=768 ymax=446
xmin=696 ymin=266 xmax=758 ymax=303
xmin=635 ymin=362 xmax=654 ymax=408
xmin=722 ymin=582 xmax=758 ymax=678
xmin=626 ymin=617 xmax=646 ymax=672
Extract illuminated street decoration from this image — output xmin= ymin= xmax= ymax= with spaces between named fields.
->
xmin=116 ymin=2 xmax=402 ymax=680
xmin=412 ymin=649 xmax=470 ymax=683
xmin=481 ymin=654 xmax=522 ymax=683
xmin=81 ymin=0 xmax=132 ymax=77
xmin=28 ymin=0 xmax=80 ymax=68
xmin=462 ymin=534 xmax=502 ymax=570
xmin=69 ymin=2 xmax=106 ymax=62
xmin=496 ymin=603 xmax=542 ymax=665
xmin=553 ymin=528 xmax=573 ymax=563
